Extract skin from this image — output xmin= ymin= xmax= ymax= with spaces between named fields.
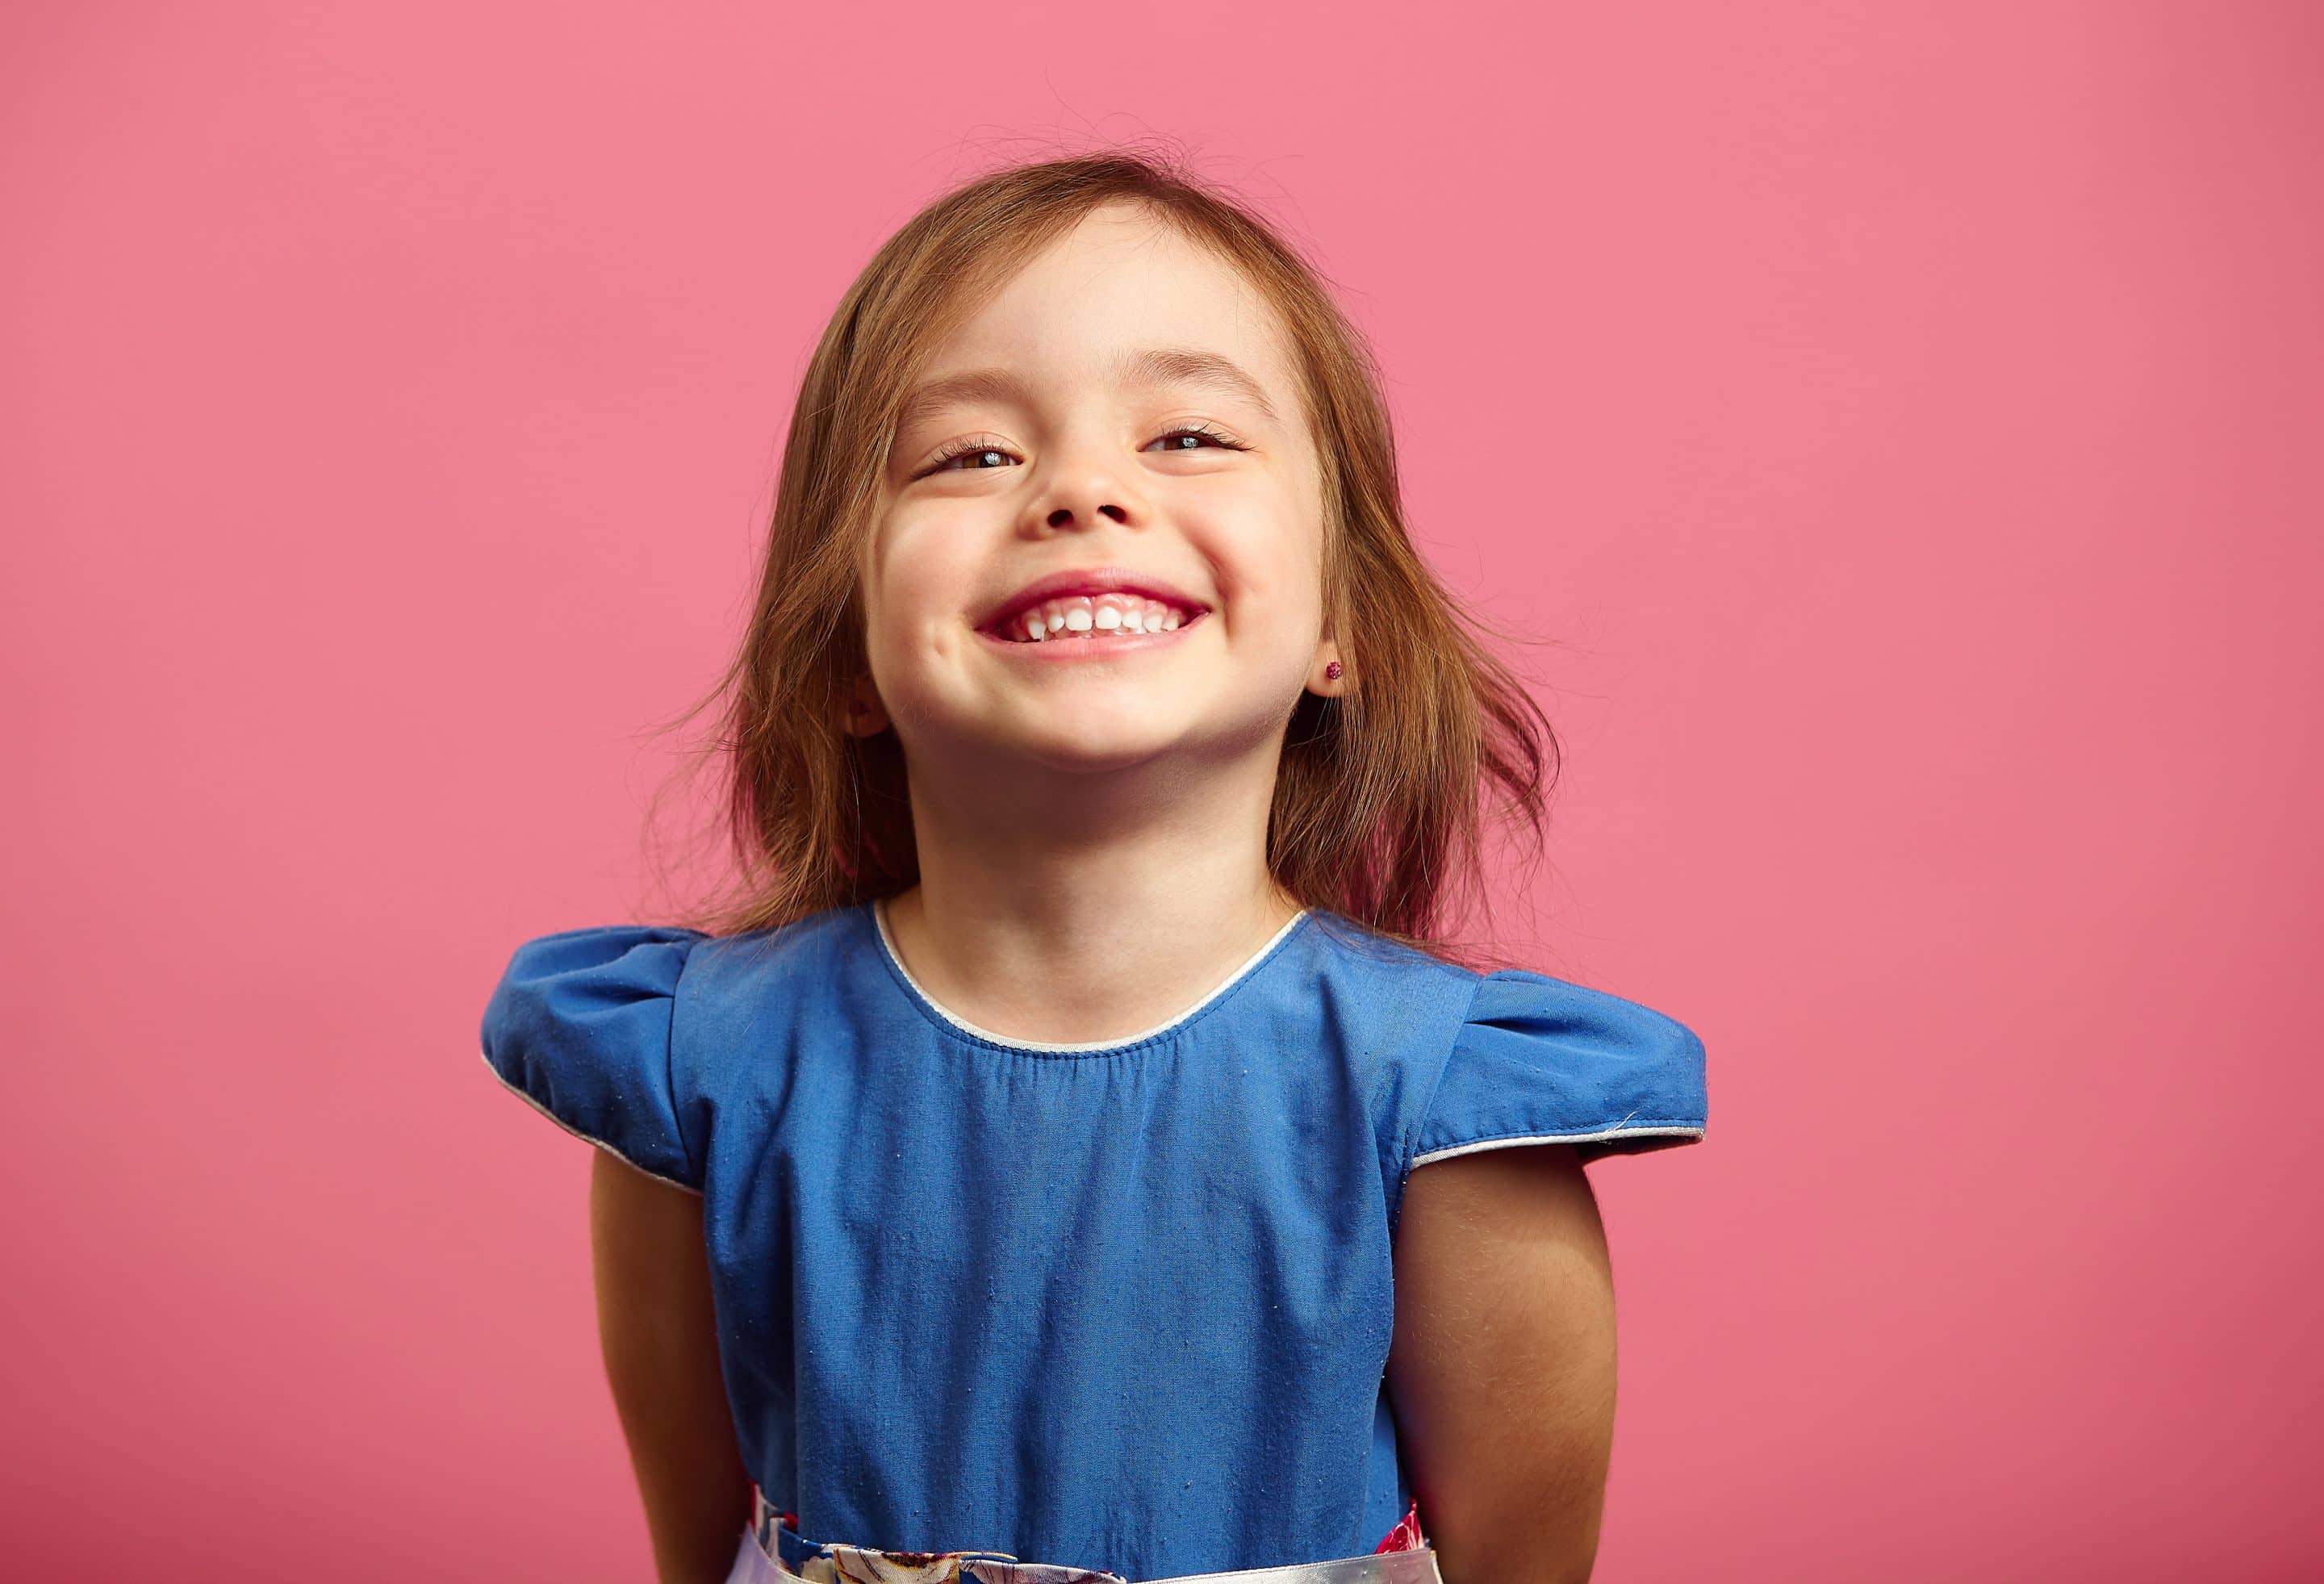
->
xmin=1390 ymin=1145 xmax=1617 ymax=1584
xmin=842 ymin=200 xmax=1343 ymax=1040
xmin=596 ymin=200 xmax=1617 ymax=1582
xmin=589 ymin=1153 xmax=752 ymax=1584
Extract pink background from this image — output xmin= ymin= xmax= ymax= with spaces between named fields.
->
xmin=4 ymin=3 xmax=2318 ymax=1578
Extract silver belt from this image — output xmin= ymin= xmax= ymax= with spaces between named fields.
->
xmin=725 ymin=1530 xmax=1446 ymax=1584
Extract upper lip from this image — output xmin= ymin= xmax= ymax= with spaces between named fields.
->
xmin=975 ymin=565 xmax=1212 ymax=633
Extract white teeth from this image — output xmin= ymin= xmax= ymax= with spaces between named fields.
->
xmin=992 ymin=594 xmax=1202 ymax=641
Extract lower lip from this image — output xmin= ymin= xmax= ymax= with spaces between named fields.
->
xmin=974 ymin=612 xmax=1206 ymax=660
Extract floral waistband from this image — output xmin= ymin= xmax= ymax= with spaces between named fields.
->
xmin=736 ymin=1486 xmax=1439 ymax=1584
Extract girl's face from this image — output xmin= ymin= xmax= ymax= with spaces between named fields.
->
xmin=852 ymin=202 xmax=1340 ymax=784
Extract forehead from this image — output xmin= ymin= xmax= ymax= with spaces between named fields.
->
xmin=905 ymin=206 xmax=1299 ymax=417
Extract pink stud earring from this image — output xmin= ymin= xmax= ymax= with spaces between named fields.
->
xmin=1325 ymin=661 xmax=1343 ymax=680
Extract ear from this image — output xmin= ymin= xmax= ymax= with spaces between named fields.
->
xmin=1306 ymin=637 xmax=1350 ymax=699
xmin=840 ymin=675 xmax=892 ymax=737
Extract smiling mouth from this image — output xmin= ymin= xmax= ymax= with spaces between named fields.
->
xmin=980 ymin=591 xmax=1206 ymax=644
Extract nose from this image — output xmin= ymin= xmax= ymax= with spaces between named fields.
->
xmin=1046 ymin=499 xmax=1128 ymax=529
xmin=1026 ymin=435 xmax=1147 ymax=535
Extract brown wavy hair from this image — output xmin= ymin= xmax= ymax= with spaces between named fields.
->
xmin=646 ymin=144 xmax=1560 ymax=968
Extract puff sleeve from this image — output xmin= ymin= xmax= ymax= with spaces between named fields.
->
xmin=479 ymin=924 xmax=709 ymax=1193
xmin=1411 ymin=968 xmax=1708 ymax=1170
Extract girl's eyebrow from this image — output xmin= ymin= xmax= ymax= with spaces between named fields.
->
xmin=895 ymin=346 xmax=1282 ymax=437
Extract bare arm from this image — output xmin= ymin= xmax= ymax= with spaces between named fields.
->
xmin=1386 ymin=1143 xmax=1616 ymax=1584
xmin=589 ymin=1148 xmax=754 ymax=1584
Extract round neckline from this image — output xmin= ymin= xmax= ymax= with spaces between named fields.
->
xmin=865 ymin=895 xmax=1312 ymax=1055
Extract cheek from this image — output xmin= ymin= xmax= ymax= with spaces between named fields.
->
xmin=867 ymin=537 xmax=980 ymax=664
xmin=1202 ymin=501 xmax=1324 ymax=622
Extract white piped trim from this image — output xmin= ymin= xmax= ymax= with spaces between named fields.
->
xmin=1410 ymin=1124 xmax=1706 ymax=1166
xmin=477 ymin=1043 xmax=704 ymax=1196
xmin=871 ymin=896 xmax=1308 ymax=1053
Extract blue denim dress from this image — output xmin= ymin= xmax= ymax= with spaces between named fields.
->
xmin=481 ymin=899 xmax=1707 ymax=1581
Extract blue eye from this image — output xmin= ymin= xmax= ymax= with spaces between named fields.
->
xmin=917 ymin=424 xmax=1249 ymax=478
xmin=926 ymin=442 xmax=1014 ymax=474
xmin=1144 ymin=424 xmax=1248 ymax=455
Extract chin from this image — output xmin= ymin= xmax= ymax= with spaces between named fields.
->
xmin=1013 ymin=729 xmax=1189 ymax=775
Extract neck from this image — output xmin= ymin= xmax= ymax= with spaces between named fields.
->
xmin=881 ymin=746 xmax=1303 ymax=1047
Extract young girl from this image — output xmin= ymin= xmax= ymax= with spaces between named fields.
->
xmin=481 ymin=151 xmax=1707 ymax=1584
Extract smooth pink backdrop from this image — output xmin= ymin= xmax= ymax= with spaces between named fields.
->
xmin=4 ymin=2 xmax=2317 ymax=1578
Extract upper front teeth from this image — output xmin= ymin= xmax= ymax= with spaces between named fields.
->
xmin=1005 ymin=593 xmax=1191 ymax=642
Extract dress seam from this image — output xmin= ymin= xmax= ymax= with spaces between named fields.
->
xmin=1388 ymin=969 xmax=1491 ymax=1242
xmin=863 ymin=901 xmax=1315 ymax=1059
